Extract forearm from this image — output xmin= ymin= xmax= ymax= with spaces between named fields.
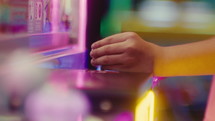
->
xmin=154 ymin=37 xmax=215 ymax=77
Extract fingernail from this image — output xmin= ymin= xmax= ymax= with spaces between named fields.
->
xmin=91 ymin=43 xmax=95 ymax=49
xmin=90 ymin=51 xmax=93 ymax=56
xmin=91 ymin=59 xmax=96 ymax=66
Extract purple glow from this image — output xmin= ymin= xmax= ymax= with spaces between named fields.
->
xmin=78 ymin=0 xmax=87 ymax=51
xmin=113 ymin=111 xmax=134 ymax=121
xmin=152 ymin=76 xmax=166 ymax=88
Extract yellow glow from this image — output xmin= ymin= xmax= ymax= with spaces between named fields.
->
xmin=135 ymin=90 xmax=155 ymax=121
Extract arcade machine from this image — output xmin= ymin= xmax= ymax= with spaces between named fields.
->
xmin=4 ymin=0 xmax=211 ymax=121
xmin=0 ymin=0 xmax=159 ymax=121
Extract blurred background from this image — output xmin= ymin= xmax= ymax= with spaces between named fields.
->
xmin=0 ymin=0 xmax=215 ymax=121
xmin=101 ymin=0 xmax=215 ymax=44
xmin=95 ymin=0 xmax=215 ymax=119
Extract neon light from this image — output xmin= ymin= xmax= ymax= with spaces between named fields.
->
xmin=52 ymin=0 xmax=60 ymax=32
xmin=152 ymin=77 xmax=166 ymax=88
xmin=135 ymin=90 xmax=155 ymax=121
xmin=152 ymin=77 xmax=158 ymax=88
xmin=78 ymin=0 xmax=87 ymax=51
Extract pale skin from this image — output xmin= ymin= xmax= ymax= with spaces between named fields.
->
xmin=90 ymin=32 xmax=215 ymax=77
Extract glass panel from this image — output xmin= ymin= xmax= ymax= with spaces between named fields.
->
xmin=0 ymin=0 xmax=82 ymax=52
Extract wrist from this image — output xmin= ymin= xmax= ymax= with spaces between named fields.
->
xmin=153 ymin=45 xmax=166 ymax=77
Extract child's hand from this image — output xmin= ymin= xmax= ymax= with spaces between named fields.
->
xmin=90 ymin=32 xmax=161 ymax=73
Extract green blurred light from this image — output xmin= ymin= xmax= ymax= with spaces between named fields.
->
xmin=100 ymin=0 xmax=132 ymax=37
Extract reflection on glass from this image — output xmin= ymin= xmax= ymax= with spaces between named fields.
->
xmin=0 ymin=0 xmax=84 ymax=53
xmin=28 ymin=0 xmax=75 ymax=33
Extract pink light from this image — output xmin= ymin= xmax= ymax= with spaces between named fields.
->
xmin=152 ymin=77 xmax=166 ymax=88
xmin=78 ymin=0 xmax=87 ymax=51
xmin=76 ymin=70 xmax=85 ymax=88
xmin=73 ymin=0 xmax=88 ymax=88
xmin=152 ymin=77 xmax=159 ymax=88
xmin=52 ymin=0 xmax=60 ymax=32
xmin=77 ymin=114 xmax=83 ymax=121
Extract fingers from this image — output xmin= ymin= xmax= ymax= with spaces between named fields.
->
xmin=91 ymin=32 xmax=136 ymax=49
xmin=90 ymin=32 xmax=141 ymax=71
xmin=91 ymin=54 xmax=124 ymax=66
xmin=90 ymin=41 xmax=127 ymax=58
